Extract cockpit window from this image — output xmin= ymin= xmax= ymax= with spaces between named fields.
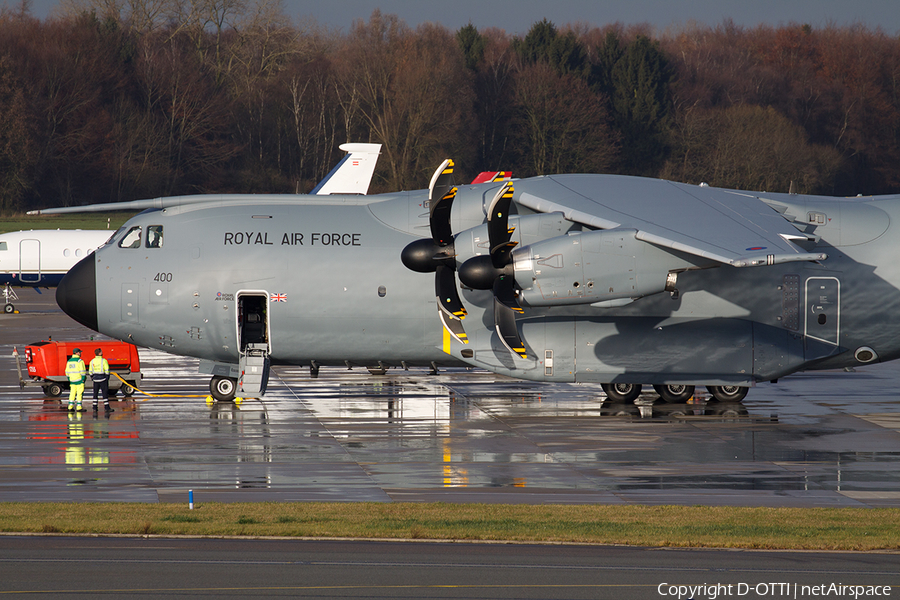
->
xmin=146 ymin=225 xmax=163 ymax=248
xmin=118 ymin=226 xmax=142 ymax=249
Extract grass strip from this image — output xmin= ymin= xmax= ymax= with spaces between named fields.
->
xmin=0 ymin=503 xmax=897 ymax=550
xmin=0 ymin=212 xmax=133 ymax=234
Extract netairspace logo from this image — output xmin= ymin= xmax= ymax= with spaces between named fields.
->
xmin=657 ymin=583 xmax=893 ymax=600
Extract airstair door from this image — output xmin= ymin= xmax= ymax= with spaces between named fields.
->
xmin=18 ymin=239 xmax=40 ymax=283
xmin=236 ymin=292 xmax=271 ymax=396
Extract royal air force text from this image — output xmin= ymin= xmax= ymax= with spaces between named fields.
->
xmin=223 ymin=232 xmax=361 ymax=246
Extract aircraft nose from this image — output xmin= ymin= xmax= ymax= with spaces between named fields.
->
xmin=56 ymin=255 xmax=98 ymax=331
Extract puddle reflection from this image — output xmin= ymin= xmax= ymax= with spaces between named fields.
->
xmin=3 ymin=357 xmax=899 ymax=503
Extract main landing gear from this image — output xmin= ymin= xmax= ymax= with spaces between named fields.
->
xmin=653 ymin=384 xmax=695 ymax=403
xmin=705 ymin=385 xmax=749 ymax=403
xmin=601 ymin=383 xmax=748 ymax=403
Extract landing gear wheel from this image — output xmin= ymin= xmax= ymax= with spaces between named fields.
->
xmin=706 ymin=385 xmax=748 ymax=403
xmin=653 ymin=384 xmax=695 ymax=403
xmin=3 ymin=303 xmax=13 ymax=313
xmin=210 ymin=376 xmax=237 ymax=402
xmin=601 ymin=383 xmax=642 ymax=403
xmin=45 ymin=383 xmax=63 ymax=397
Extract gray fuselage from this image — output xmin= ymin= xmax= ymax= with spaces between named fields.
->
xmin=58 ymin=177 xmax=900 ymax=388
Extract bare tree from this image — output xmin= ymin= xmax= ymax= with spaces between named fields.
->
xmin=661 ymin=104 xmax=842 ymax=193
xmin=513 ymin=62 xmax=618 ymax=176
xmin=0 ymin=55 xmax=34 ymax=212
xmin=333 ymin=11 xmax=474 ymax=190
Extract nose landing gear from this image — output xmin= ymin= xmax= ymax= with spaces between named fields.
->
xmin=209 ymin=376 xmax=237 ymax=402
xmin=3 ymin=283 xmax=18 ymax=313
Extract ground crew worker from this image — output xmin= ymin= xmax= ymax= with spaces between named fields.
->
xmin=65 ymin=348 xmax=87 ymax=412
xmin=89 ymin=348 xmax=113 ymax=414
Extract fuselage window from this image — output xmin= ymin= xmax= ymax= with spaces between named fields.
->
xmin=146 ymin=225 xmax=163 ymax=248
xmin=0 ymin=241 xmax=7 ymax=251
xmin=118 ymin=226 xmax=142 ymax=249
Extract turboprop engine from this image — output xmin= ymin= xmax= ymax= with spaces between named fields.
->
xmin=511 ymin=229 xmax=675 ymax=307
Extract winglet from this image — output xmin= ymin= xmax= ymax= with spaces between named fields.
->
xmin=311 ymin=143 xmax=382 ymax=195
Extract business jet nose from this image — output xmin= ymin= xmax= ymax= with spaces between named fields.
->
xmin=56 ymin=255 xmax=98 ymax=331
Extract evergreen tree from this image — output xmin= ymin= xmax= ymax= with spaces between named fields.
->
xmin=513 ymin=19 xmax=588 ymax=78
xmin=589 ymin=30 xmax=623 ymax=97
xmin=610 ymin=35 xmax=673 ymax=175
xmin=456 ymin=23 xmax=485 ymax=71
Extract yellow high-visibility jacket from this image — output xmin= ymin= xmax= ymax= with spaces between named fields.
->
xmin=89 ymin=357 xmax=110 ymax=382
xmin=65 ymin=357 xmax=86 ymax=384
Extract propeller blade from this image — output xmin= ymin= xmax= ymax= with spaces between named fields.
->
xmin=416 ymin=159 xmax=469 ymax=346
xmin=429 ymin=159 xmax=454 ymax=203
xmin=494 ymin=295 xmax=527 ymax=358
xmin=429 ymin=159 xmax=456 ymax=245
xmin=439 ymin=309 xmax=468 ymax=344
xmin=487 ymin=182 xmax=516 ymax=268
xmin=436 ymin=264 xmax=467 ymax=320
xmin=490 ymin=240 xmax=518 ymax=270
xmin=430 ymin=187 xmax=457 ymax=246
xmin=493 ymin=274 xmax=523 ymax=313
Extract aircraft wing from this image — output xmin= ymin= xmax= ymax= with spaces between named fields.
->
xmin=29 ymin=143 xmax=383 ymax=215
xmin=517 ymin=175 xmax=825 ymax=267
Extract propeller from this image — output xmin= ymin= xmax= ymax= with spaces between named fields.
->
xmin=401 ymin=164 xmax=529 ymax=358
xmin=400 ymin=160 xmax=468 ymax=343
xmin=457 ymin=181 xmax=530 ymax=359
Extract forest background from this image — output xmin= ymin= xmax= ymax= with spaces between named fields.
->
xmin=0 ymin=0 xmax=899 ymax=214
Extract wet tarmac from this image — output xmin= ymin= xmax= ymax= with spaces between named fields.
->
xmin=2 ymin=289 xmax=900 ymax=506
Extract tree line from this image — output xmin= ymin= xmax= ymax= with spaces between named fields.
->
xmin=0 ymin=0 xmax=898 ymax=213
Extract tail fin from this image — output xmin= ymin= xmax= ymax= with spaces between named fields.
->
xmin=311 ymin=143 xmax=382 ymax=195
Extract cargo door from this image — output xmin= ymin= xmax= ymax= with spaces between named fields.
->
xmin=18 ymin=239 xmax=40 ymax=283
xmin=236 ymin=292 xmax=271 ymax=396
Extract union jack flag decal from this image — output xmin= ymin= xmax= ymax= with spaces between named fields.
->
xmin=270 ymin=293 xmax=287 ymax=302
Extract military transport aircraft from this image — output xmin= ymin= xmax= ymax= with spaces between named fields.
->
xmin=45 ymin=157 xmax=898 ymax=404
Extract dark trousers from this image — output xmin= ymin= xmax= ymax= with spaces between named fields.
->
xmin=92 ymin=378 xmax=109 ymax=407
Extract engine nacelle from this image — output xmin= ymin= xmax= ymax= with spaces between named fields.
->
xmin=514 ymin=229 xmax=674 ymax=307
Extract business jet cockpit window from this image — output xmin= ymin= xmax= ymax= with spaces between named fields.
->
xmin=118 ymin=226 xmax=142 ymax=249
xmin=146 ymin=225 xmax=163 ymax=248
